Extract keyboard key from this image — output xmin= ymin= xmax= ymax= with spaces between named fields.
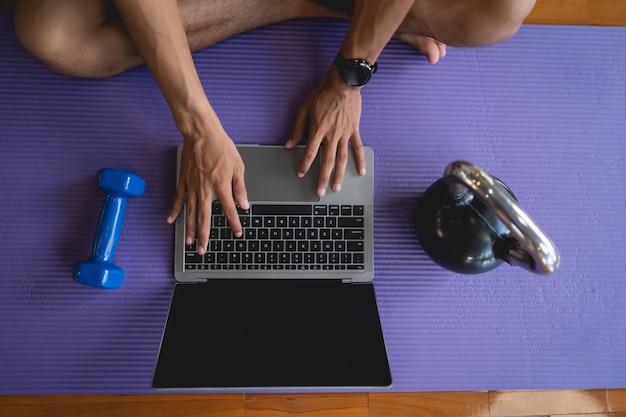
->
xmin=270 ymin=228 xmax=281 ymax=239
xmin=341 ymin=205 xmax=352 ymax=216
xmin=344 ymin=229 xmax=364 ymax=240
xmin=347 ymin=241 xmax=364 ymax=252
xmin=353 ymin=253 xmax=364 ymax=264
xmin=253 ymin=205 xmax=312 ymax=215
xmin=329 ymin=205 xmax=340 ymax=216
xmin=353 ymin=205 xmax=364 ymax=216
xmin=314 ymin=205 xmax=328 ymax=215
xmin=338 ymin=217 xmax=364 ymax=228
xmin=185 ymin=253 xmax=202 ymax=263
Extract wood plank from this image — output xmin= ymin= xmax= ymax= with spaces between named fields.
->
xmin=525 ymin=0 xmax=590 ymax=25
xmin=244 ymin=393 xmax=368 ymax=417
xmin=369 ymin=391 xmax=490 ymax=417
xmin=490 ymin=390 xmax=607 ymax=417
xmin=609 ymin=389 xmax=626 ymax=413
xmin=0 ymin=394 xmax=245 ymax=417
xmin=589 ymin=0 xmax=626 ymax=25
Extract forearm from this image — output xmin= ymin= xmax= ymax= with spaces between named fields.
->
xmin=112 ymin=0 xmax=221 ymax=140
xmin=341 ymin=0 xmax=414 ymax=62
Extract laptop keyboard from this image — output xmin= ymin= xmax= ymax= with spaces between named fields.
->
xmin=184 ymin=202 xmax=365 ymax=272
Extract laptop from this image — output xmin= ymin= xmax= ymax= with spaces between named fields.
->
xmin=152 ymin=144 xmax=392 ymax=390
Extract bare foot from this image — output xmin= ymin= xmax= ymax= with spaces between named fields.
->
xmin=394 ymin=32 xmax=447 ymax=64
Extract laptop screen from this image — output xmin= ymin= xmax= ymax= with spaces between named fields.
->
xmin=152 ymin=279 xmax=392 ymax=389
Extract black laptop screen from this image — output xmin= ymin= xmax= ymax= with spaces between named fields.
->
xmin=152 ymin=280 xmax=392 ymax=389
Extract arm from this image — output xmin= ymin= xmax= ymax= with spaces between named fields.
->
xmin=113 ymin=0 xmax=248 ymax=256
xmin=286 ymin=0 xmax=415 ymax=196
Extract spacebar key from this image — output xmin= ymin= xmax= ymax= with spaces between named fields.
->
xmin=252 ymin=204 xmax=313 ymax=215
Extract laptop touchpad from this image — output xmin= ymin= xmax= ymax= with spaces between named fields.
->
xmin=239 ymin=146 xmax=320 ymax=202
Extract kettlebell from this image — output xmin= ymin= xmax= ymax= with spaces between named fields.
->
xmin=415 ymin=161 xmax=559 ymax=275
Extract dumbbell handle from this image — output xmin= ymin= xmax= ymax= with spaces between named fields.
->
xmin=91 ymin=195 xmax=127 ymax=263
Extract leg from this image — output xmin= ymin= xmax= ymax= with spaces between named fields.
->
xmin=13 ymin=0 xmax=340 ymax=78
xmin=13 ymin=0 xmax=535 ymax=78
xmin=399 ymin=0 xmax=536 ymax=48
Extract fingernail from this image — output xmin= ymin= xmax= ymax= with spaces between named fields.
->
xmin=235 ymin=231 xmax=243 ymax=238
xmin=197 ymin=246 xmax=206 ymax=256
xmin=359 ymin=168 xmax=366 ymax=176
xmin=297 ymin=172 xmax=305 ymax=178
xmin=186 ymin=236 xmax=193 ymax=245
xmin=166 ymin=216 xmax=174 ymax=224
xmin=333 ymin=183 xmax=342 ymax=192
xmin=241 ymin=198 xmax=250 ymax=210
xmin=318 ymin=187 xmax=326 ymax=197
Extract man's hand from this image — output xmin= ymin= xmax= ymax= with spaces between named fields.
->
xmin=167 ymin=132 xmax=249 ymax=256
xmin=285 ymin=70 xmax=367 ymax=197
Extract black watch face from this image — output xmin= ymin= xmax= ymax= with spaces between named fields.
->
xmin=345 ymin=64 xmax=371 ymax=87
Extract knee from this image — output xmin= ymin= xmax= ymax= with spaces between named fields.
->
xmin=14 ymin=2 xmax=109 ymax=78
xmin=447 ymin=0 xmax=536 ymax=47
xmin=473 ymin=0 xmax=535 ymax=45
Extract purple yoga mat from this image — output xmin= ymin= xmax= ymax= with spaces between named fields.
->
xmin=1 ymin=9 xmax=625 ymax=394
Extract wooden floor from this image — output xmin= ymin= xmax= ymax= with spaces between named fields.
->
xmin=1 ymin=0 xmax=625 ymax=416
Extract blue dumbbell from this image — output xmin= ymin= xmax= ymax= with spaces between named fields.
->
xmin=74 ymin=169 xmax=146 ymax=289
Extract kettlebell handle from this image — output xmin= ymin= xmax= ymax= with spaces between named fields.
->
xmin=445 ymin=161 xmax=560 ymax=274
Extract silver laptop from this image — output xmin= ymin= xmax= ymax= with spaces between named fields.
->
xmin=152 ymin=144 xmax=391 ymax=390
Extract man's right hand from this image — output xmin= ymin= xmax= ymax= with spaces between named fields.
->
xmin=167 ymin=131 xmax=249 ymax=256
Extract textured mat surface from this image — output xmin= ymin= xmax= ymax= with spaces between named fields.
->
xmin=1 ymin=9 xmax=625 ymax=394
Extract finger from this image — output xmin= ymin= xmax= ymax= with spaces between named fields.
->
xmin=195 ymin=198 xmax=213 ymax=256
xmin=317 ymin=140 xmax=337 ymax=197
xmin=185 ymin=191 xmax=197 ymax=247
xmin=232 ymin=169 xmax=249 ymax=211
xmin=332 ymin=141 xmax=349 ymax=192
xmin=351 ymin=134 xmax=367 ymax=176
xmin=297 ymin=134 xmax=322 ymax=179
xmin=217 ymin=190 xmax=242 ymax=238
xmin=167 ymin=180 xmax=187 ymax=224
xmin=285 ymin=109 xmax=307 ymax=149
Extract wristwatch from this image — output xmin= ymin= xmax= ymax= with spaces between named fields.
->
xmin=334 ymin=51 xmax=378 ymax=87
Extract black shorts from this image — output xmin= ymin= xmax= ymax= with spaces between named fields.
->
xmin=312 ymin=0 xmax=355 ymax=15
